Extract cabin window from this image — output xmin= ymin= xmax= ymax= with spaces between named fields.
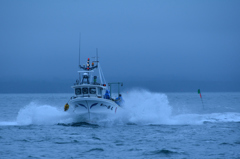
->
xmin=82 ymin=88 xmax=88 ymax=94
xmin=75 ymin=88 xmax=81 ymax=95
xmin=89 ymin=88 xmax=96 ymax=94
xmin=97 ymin=87 xmax=103 ymax=96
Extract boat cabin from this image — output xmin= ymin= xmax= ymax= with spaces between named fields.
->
xmin=72 ymin=70 xmax=106 ymax=98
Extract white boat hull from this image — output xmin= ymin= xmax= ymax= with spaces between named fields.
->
xmin=69 ymin=97 xmax=121 ymax=120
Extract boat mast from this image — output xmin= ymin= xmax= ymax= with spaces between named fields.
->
xmin=79 ymin=33 xmax=81 ymax=68
xmin=96 ymin=48 xmax=98 ymax=66
xmin=79 ymin=33 xmax=81 ymax=82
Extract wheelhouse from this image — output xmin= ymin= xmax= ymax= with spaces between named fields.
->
xmin=72 ymin=85 xmax=104 ymax=98
xmin=71 ymin=57 xmax=108 ymax=98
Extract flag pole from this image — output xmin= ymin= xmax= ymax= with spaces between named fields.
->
xmin=198 ymin=89 xmax=204 ymax=109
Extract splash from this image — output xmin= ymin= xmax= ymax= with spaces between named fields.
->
xmin=111 ymin=89 xmax=240 ymax=125
xmin=16 ymin=102 xmax=73 ymax=125
xmin=119 ymin=89 xmax=173 ymax=125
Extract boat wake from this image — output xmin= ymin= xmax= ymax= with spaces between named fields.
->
xmin=120 ymin=90 xmax=240 ymax=125
xmin=119 ymin=89 xmax=172 ymax=125
xmin=0 ymin=102 xmax=74 ymax=126
xmin=0 ymin=90 xmax=240 ymax=126
xmin=16 ymin=102 xmax=74 ymax=125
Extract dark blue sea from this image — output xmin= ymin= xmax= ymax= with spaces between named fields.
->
xmin=1 ymin=91 xmax=240 ymax=159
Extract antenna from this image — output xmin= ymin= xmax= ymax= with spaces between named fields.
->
xmin=92 ymin=48 xmax=99 ymax=65
xmin=79 ymin=33 xmax=81 ymax=68
xmin=96 ymin=48 xmax=99 ymax=65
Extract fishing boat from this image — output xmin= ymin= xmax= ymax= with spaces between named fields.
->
xmin=64 ymin=56 xmax=124 ymax=120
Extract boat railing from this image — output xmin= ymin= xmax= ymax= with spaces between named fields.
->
xmin=108 ymin=82 xmax=123 ymax=99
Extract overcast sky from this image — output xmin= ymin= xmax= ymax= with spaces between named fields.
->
xmin=0 ymin=0 xmax=240 ymax=93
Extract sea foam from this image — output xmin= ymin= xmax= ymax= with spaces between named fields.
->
xmin=115 ymin=89 xmax=240 ymax=125
xmin=16 ymin=102 xmax=73 ymax=125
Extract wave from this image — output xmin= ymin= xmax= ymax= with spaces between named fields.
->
xmin=116 ymin=89 xmax=240 ymax=125
xmin=145 ymin=149 xmax=185 ymax=156
xmin=168 ymin=112 xmax=240 ymax=125
xmin=14 ymin=102 xmax=74 ymax=125
xmin=119 ymin=89 xmax=172 ymax=125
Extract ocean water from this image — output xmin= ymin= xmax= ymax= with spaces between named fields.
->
xmin=0 ymin=90 xmax=240 ymax=159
